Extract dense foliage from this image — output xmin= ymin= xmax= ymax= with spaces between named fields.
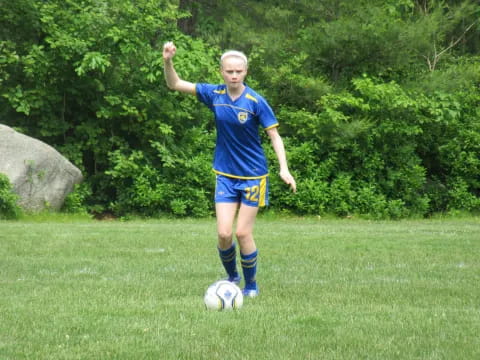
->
xmin=0 ymin=173 xmax=22 ymax=219
xmin=1 ymin=0 xmax=479 ymax=218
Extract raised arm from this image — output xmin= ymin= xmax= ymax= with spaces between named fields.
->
xmin=163 ymin=42 xmax=196 ymax=95
xmin=266 ymin=127 xmax=297 ymax=193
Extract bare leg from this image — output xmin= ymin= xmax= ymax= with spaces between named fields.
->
xmin=215 ymin=202 xmax=239 ymax=250
xmin=235 ymin=203 xmax=259 ymax=255
xmin=236 ymin=203 xmax=260 ymax=295
xmin=216 ymin=202 xmax=260 ymax=295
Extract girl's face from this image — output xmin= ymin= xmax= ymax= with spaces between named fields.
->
xmin=221 ymin=56 xmax=247 ymax=91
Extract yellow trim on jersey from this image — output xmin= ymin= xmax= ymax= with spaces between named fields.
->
xmin=245 ymin=93 xmax=258 ymax=103
xmin=213 ymin=169 xmax=268 ymax=180
xmin=264 ymin=123 xmax=279 ymax=131
xmin=214 ymin=89 xmax=227 ymax=94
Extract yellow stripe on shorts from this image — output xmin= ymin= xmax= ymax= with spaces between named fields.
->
xmin=259 ymin=177 xmax=267 ymax=207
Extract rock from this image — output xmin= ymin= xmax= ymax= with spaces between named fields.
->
xmin=0 ymin=124 xmax=83 ymax=211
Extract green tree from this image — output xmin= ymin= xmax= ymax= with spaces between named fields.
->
xmin=1 ymin=0 xmax=478 ymax=217
xmin=1 ymin=0 xmax=220 ymax=216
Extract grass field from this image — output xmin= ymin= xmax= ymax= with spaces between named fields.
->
xmin=1 ymin=216 xmax=479 ymax=359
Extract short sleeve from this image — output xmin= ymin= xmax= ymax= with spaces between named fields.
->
xmin=196 ymin=83 xmax=218 ymax=109
xmin=257 ymin=97 xmax=278 ymax=130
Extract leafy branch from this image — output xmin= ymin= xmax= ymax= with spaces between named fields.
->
xmin=424 ymin=20 xmax=478 ymax=71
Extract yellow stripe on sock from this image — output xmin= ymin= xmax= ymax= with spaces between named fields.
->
xmin=222 ymin=252 xmax=236 ymax=262
xmin=241 ymin=258 xmax=257 ymax=268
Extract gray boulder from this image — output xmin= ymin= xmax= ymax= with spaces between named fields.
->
xmin=0 ymin=124 xmax=83 ymax=211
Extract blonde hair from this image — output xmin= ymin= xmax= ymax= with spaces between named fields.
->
xmin=220 ymin=50 xmax=248 ymax=68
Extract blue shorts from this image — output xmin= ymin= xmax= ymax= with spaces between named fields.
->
xmin=215 ymin=175 xmax=269 ymax=207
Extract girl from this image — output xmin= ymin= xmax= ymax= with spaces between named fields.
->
xmin=163 ymin=42 xmax=296 ymax=297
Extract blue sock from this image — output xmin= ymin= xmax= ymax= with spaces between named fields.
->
xmin=218 ymin=244 xmax=238 ymax=279
xmin=241 ymin=250 xmax=258 ymax=290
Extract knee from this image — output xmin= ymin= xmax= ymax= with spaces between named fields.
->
xmin=235 ymin=228 xmax=252 ymax=242
xmin=217 ymin=229 xmax=233 ymax=243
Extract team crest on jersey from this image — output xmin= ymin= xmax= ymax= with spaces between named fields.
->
xmin=237 ymin=112 xmax=248 ymax=124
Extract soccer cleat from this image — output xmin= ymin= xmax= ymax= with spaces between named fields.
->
xmin=242 ymin=284 xmax=259 ymax=298
xmin=225 ymin=274 xmax=241 ymax=285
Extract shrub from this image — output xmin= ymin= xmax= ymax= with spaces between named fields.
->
xmin=62 ymin=183 xmax=92 ymax=214
xmin=0 ymin=173 xmax=22 ymax=220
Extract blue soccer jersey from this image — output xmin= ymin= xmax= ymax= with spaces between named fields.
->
xmin=196 ymin=83 xmax=278 ymax=179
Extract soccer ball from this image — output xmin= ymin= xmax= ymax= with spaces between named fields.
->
xmin=204 ymin=280 xmax=243 ymax=311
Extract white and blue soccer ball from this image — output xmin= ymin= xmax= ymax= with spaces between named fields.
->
xmin=204 ymin=280 xmax=243 ymax=311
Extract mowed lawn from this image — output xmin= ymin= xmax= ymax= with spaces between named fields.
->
xmin=1 ymin=216 xmax=479 ymax=359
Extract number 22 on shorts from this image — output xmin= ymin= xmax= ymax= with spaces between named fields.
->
xmin=245 ymin=186 xmax=259 ymax=202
